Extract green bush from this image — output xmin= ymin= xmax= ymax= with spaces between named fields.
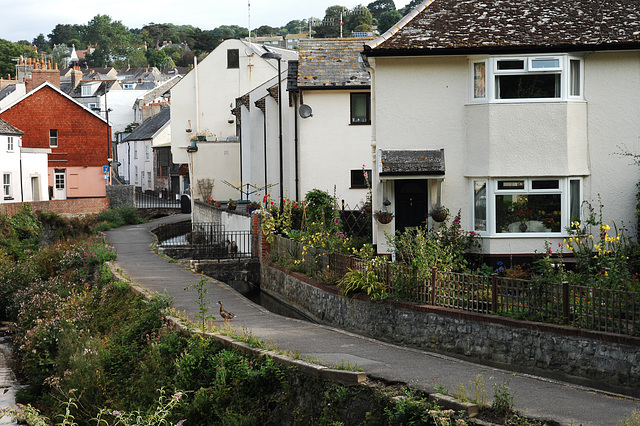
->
xmin=94 ymin=205 xmax=144 ymax=232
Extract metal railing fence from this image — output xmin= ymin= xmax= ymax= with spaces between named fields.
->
xmin=154 ymin=221 xmax=256 ymax=260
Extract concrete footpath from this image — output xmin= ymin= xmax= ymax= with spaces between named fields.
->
xmin=105 ymin=215 xmax=640 ymax=425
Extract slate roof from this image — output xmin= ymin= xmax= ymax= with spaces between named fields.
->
xmin=0 ymin=117 xmax=23 ymax=136
xmin=0 ymin=85 xmax=17 ymax=102
xmin=293 ymin=38 xmax=372 ymax=89
xmin=122 ymin=107 xmax=170 ymax=142
xmin=365 ymin=0 xmax=640 ymax=56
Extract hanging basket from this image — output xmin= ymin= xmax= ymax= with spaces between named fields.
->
xmin=429 ymin=206 xmax=449 ymax=223
xmin=374 ymin=211 xmax=394 ymax=224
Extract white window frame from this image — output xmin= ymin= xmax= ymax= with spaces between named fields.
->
xmin=145 ymin=143 xmax=150 ymax=161
xmin=81 ymin=85 xmax=93 ymax=97
xmin=3 ymin=173 xmax=11 ymax=198
xmin=49 ymin=129 xmax=58 ymax=147
xmin=134 ymin=166 xmax=139 ymax=184
xmin=469 ymin=54 xmax=584 ymax=103
xmin=471 ymin=177 xmax=583 ymax=236
xmin=134 ymin=141 xmax=138 ymax=159
xmin=7 ymin=136 xmax=14 ymax=152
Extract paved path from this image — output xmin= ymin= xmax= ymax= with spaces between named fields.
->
xmin=105 ymin=215 xmax=640 ymax=425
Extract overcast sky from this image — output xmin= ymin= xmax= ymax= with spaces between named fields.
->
xmin=2 ymin=0 xmax=414 ymax=43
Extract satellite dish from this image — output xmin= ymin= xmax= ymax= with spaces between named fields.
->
xmin=299 ymin=104 xmax=313 ymax=118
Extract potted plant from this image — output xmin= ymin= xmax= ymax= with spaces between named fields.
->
xmin=227 ymin=199 xmax=237 ymax=210
xmin=374 ymin=210 xmax=394 ymax=224
xmin=246 ymin=201 xmax=260 ymax=213
xmin=429 ymin=205 xmax=449 ymax=223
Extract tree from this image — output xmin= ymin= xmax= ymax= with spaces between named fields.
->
xmin=284 ymin=19 xmax=306 ymax=35
xmin=254 ymin=25 xmax=277 ymax=37
xmin=126 ymin=48 xmax=148 ymax=68
xmin=146 ymin=48 xmax=167 ymax=68
xmin=184 ymin=28 xmax=221 ymax=57
xmin=32 ymin=34 xmax=49 ymax=52
xmin=400 ymin=0 xmax=423 ymax=15
xmin=0 ymin=39 xmax=35 ymax=77
xmin=51 ymin=43 xmax=71 ymax=69
xmin=378 ymin=10 xmax=402 ymax=33
xmin=315 ymin=5 xmax=349 ymax=38
xmin=48 ymin=24 xmax=84 ymax=49
xmin=367 ymin=0 xmax=396 ymax=20
xmin=345 ymin=6 xmax=373 ymax=34
xmin=83 ymin=14 xmax=132 ymax=67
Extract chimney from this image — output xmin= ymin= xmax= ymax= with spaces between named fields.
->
xmin=25 ymin=58 xmax=61 ymax=92
xmin=71 ymin=65 xmax=83 ymax=89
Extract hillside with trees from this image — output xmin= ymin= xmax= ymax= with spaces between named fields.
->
xmin=0 ymin=1 xmax=420 ymax=75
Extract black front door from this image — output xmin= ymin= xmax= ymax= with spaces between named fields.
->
xmin=394 ymin=179 xmax=428 ymax=233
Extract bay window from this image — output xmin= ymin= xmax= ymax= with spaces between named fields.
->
xmin=473 ymin=177 xmax=582 ymax=235
xmin=470 ymin=54 xmax=583 ymax=102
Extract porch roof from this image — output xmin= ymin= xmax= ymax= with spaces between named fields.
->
xmin=379 ymin=149 xmax=445 ymax=176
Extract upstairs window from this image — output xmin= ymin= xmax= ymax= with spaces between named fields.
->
xmin=227 ymin=49 xmax=239 ymax=69
xmin=3 ymin=173 xmax=11 ymax=198
xmin=81 ymin=85 xmax=93 ymax=97
xmin=49 ymin=129 xmax=58 ymax=147
xmin=470 ymin=55 xmax=583 ymax=103
xmin=7 ymin=136 xmax=14 ymax=152
xmin=350 ymin=92 xmax=371 ymax=125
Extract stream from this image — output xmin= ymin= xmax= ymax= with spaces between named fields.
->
xmin=0 ymin=322 xmax=18 ymax=425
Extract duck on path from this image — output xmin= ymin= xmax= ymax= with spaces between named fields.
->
xmin=217 ymin=301 xmax=236 ymax=322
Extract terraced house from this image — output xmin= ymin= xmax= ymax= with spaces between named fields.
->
xmin=363 ymin=0 xmax=640 ymax=259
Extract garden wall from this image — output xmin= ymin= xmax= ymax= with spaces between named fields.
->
xmin=0 ymin=198 xmax=109 ymax=217
xmin=261 ymin=263 xmax=640 ymax=398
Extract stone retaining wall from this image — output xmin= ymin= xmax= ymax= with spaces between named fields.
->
xmin=261 ymin=263 xmax=640 ymax=397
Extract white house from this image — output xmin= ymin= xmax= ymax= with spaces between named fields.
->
xmin=238 ymin=38 xmax=374 ymax=207
xmin=363 ymin=0 xmax=640 ymax=258
xmin=0 ymin=118 xmax=49 ymax=203
xmin=170 ymin=39 xmax=297 ymax=202
xmin=119 ymin=107 xmax=172 ymax=193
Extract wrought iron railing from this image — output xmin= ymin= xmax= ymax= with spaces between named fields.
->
xmin=154 ymin=221 xmax=256 ymax=260
xmin=135 ymin=188 xmax=181 ymax=209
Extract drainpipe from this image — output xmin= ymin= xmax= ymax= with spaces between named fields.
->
xmin=293 ymin=91 xmax=300 ymax=201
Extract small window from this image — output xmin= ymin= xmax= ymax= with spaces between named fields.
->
xmin=7 ymin=136 xmax=14 ymax=152
xmin=3 ymin=173 xmax=11 ymax=198
xmin=227 ymin=49 xmax=239 ymax=69
xmin=134 ymin=141 xmax=138 ymax=159
xmin=497 ymin=59 xmax=525 ymax=71
xmin=528 ymin=57 xmax=561 ymax=71
xmin=473 ymin=62 xmax=486 ymax=99
xmin=49 ymin=129 xmax=58 ymax=147
xmin=350 ymin=92 xmax=371 ymax=125
xmin=134 ymin=166 xmax=139 ymax=184
xmin=145 ymin=144 xmax=150 ymax=161
xmin=474 ymin=180 xmax=487 ymax=232
xmin=351 ymin=169 xmax=372 ymax=189
xmin=569 ymin=59 xmax=581 ymax=97
xmin=497 ymin=180 xmax=524 ymax=190
xmin=81 ymin=85 xmax=93 ymax=97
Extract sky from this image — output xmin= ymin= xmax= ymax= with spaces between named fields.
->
xmin=2 ymin=0 xmax=414 ymax=43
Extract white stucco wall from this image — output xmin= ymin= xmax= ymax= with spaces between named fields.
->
xmin=20 ymin=148 xmax=50 ymax=202
xmin=170 ymin=40 xmax=297 ymax=202
xmin=0 ymin=135 xmax=22 ymax=202
xmin=369 ymin=50 xmax=640 ymax=256
xmin=297 ymin=90 xmax=374 ymax=208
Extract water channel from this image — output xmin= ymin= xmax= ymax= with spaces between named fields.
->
xmin=0 ymin=322 xmax=18 ymax=425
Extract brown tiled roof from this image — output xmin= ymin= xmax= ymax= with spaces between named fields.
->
xmin=294 ymin=38 xmax=372 ymax=89
xmin=365 ymin=0 xmax=640 ymax=56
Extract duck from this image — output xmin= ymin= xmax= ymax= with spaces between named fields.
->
xmin=217 ymin=301 xmax=236 ymax=322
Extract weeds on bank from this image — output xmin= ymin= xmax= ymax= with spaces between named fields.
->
xmin=185 ymin=273 xmax=217 ymax=334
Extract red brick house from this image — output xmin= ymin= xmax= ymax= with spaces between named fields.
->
xmin=0 ymin=81 xmax=110 ymax=200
